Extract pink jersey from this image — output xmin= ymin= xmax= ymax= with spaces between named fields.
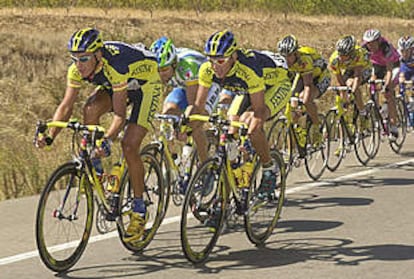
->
xmin=363 ymin=37 xmax=399 ymax=66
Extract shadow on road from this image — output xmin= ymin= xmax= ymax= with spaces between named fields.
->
xmin=55 ymin=236 xmax=414 ymax=278
xmin=285 ymin=194 xmax=374 ymax=210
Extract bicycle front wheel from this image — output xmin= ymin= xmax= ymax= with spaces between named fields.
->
xmin=244 ymin=149 xmax=286 ymax=245
xmin=305 ymin=114 xmax=329 ymax=180
xmin=180 ymin=157 xmax=226 ymax=264
xmin=325 ymin=110 xmax=345 ymax=172
xmin=141 ymin=142 xmax=171 ymax=216
xmin=117 ymin=153 xmax=165 ymax=252
xmin=389 ymin=98 xmax=408 ymax=154
xmin=36 ymin=162 xmax=93 ymax=272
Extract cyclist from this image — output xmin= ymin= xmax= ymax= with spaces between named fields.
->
xmin=189 ymin=29 xmax=291 ymax=202
xmin=397 ymin=35 xmax=414 ymax=130
xmin=328 ymin=35 xmax=372 ymax=117
xmin=362 ymin=28 xmax=400 ymax=140
xmin=277 ymin=34 xmax=331 ymax=141
xmin=34 ymin=28 xmax=162 ymax=243
xmin=149 ymin=36 xmax=221 ymax=164
xmin=397 ymin=35 xmax=414 ymax=82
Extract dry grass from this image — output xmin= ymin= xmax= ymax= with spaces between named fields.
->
xmin=1 ymin=7 xmax=413 ymax=200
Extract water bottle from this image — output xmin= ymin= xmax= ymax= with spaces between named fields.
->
xmin=107 ymin=193 xmax=119 ymax=221
xmin=161 ymin=122 xmax=174 ymax=141
xmin=91 ymin=157 xmax=104 ymax=177
xmin=181 ymin=144 xmax=193 ymax=171
xmin=381 ymin=101 xmax=388 ymax=119
xmin=226 ymin=138 xmax=239 ymax=162
xmin=233 ymin=166 xmax=243 ymax=186
xmin=108 ymin=163 xmax=122 ymax=193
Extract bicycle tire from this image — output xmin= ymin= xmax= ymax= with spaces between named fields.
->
xmin=367 ymin=101 xmax=382 ymax=159
xmin=180 ymin=157 xmax=226 ymax=264
xmin=244 ymin=149 xmax=286 ymax=245
xmin=389 ymin=98 xmax=408 ymax=154
xmin=325 ymin=110 xmax=345 ymax=172
xmin=267 ymin=117 xmax=293 ymax=174
xmin=141 ymin=142 xmax=171 ymax=215
xmin=354 ymin=105 xmax=376 ymax=166
xmin=36 ymin=162 xmax=93 ymax=272
xmin=117 ymin=152 xmax=165 ymax=252
xmin=305 ymin=114 xmax=328 ymax=180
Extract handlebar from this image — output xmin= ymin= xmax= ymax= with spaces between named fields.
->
xmin=328 ymin=86 xmax=352 ymax=92
xmin=34 ymin=119 xmax=106 ymax=147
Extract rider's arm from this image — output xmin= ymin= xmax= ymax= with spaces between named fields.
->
xmin=351 ymin=65 xmax=363 ymax=93
xmin=105 ymin=89 xmax=127 ymax=140
xmin=49 ymin=86 xmax=80 ymax=139
xmin=384 ymin=61 xmax=394 ymax=89
xmin=185 ymin=83 xmax=198 ymax=107
xmin=193 ymin=85 xmax=209 ymax=114
xmin=248 ymin=90 xmax=267 ymax=134
xmin=302 ymin=72 xmax=313 ymax=95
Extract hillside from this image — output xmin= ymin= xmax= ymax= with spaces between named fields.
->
xmin=0 ymin=7 xmax=413 ymax=200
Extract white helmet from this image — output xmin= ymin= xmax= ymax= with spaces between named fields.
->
xmin=363 ymin=29 xmax=381 ymax=43
xmin=397 ymin=35 xmax=414 ymax=51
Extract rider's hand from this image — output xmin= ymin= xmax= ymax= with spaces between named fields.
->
xmin=184 ymin=105 xmax=194 ymax=118
xmin=34 ymin=135 xmax=53 ymax=149
xmin=95 ymin=137 xmax=112 ymax=158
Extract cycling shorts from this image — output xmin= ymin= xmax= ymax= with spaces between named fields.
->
xmin=292 ymin=70 xmax=331 ymax=98
xmin=165 ymin=82 xmax=221 ymax=114
xmin=127 ymin=79 xmax=162 ymax=131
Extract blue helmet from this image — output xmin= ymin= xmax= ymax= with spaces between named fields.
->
xmin=204 ymin=29 xmax=237 ymax=57
xmin=67 ymin=28 xmax=103 ymax=53
xmin=150 ymin=36 xmax=177 ymax=67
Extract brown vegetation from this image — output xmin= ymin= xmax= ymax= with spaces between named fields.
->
xmin=1 ymin=8 xmax=413 ymax=200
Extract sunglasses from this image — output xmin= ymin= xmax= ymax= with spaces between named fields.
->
xmin=70 ymin=55 xmax=93 ymax=63
xmin=208 ymin=56 xmax=231 ymax=65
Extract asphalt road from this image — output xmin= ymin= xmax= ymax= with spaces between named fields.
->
xmin=1 ymin=133 xmax=414 ymax=279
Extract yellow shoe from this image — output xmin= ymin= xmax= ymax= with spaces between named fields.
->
xmin=334 ymin=146 xmax=343 ymax=157
xmin=124 ymin=212 xmax=146 ymax=243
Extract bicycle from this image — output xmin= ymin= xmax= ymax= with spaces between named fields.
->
xmin=34 ymin=119 xmax=165 ymax=272
xmin=398 ymin=79 xmax=412 ymax=133
xmin=180 ymin=113 xmax=286 ymax=264
xmin=325 ymin=86 xmax=378 ymax=171
xmin=368 ymin=79 xmax=407 ymax=155
xmin=267 ymin=92 xmax=329 ymax=181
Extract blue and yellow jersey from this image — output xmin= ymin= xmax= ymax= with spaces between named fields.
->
xmin=288 ymin=46 xmax=327 ymax=78
xmin=329 ymin=46 xmax=371 ymax=75
xmin=198 ymin=49 xmax=289 ymax=94
xmin=67 ymin=41 xmax=159 ymax=93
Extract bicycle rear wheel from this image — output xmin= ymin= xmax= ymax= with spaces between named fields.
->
xmin=36 ymin=162 xmax=93 ymax=272
xmin=325 ymin=110 xmax=345 ymax=172
xmin=180 ymin=157 xmax=226 ymax=264
xmin=389 ymin=98 xmax=408 ymax=153
xmin=244 ymin=149 xmax=286 ymax=245
xmin=117 ymin=153 xmax=165 ymax=252
xmin=305 ymin=114 xmax=329 ymax=180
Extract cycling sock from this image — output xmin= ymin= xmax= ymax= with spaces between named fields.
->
xmin=133 ymin=198 xmax=146 ymax=217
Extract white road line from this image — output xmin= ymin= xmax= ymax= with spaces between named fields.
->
xmin=1 ymin=158 xmax=413 ymax=266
